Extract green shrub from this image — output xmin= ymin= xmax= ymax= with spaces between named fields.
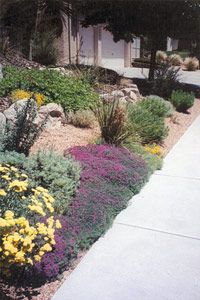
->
xmin=129 ymin=105 xmax=168 ymax=144
xmin=0 ymin=66 xmax=98 ymax=112
xmin=152 ymin=63 xmax=180 ymax=98
xmin=68 ymin=110 xmax=96 ymax=128
xmin=0 ymin=99 xmax=45 ymax=156
xmin=0 ymin=150 xmax=25 ymax=167
xmin=170 ymin=90 xmax=195 ymax=112
xmin=124 ymin=140 xmax=162 ymax=175
xmin=138 ymin=96 xmax=174 ymax=118
xmin=95 ymin=99 xmax=137 ymax=146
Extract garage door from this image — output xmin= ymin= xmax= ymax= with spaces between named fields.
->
xmin=101 ymin=29 xmax=125 ymax=69
xmin=79 ymin=25 xmax=94 ymax=65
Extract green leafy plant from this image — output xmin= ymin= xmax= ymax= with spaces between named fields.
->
xmin=0 ymin=99 xmax=46 ymax=156
xmin=129 ymin=105 xmax=168 ymax=144
xmin=68 ymin=110 xmax=96 ymax=128
xmin=95 ymin=99 xmax=137 ymax=146
xmin=170 ymin=90 xmax=195 ymax=112
xmin=138 ymin=95 xmax=174 ymax=118
xmin=0 ymin=67 xmax=98 ymax=112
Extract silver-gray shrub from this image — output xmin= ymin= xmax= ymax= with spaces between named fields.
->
xmin=0 ymin=150 xmax=81 ymax=215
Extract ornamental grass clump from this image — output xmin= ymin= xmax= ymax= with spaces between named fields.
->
xmin=168 ymin=54 xmax=183 ymax=66
xmin=184 ymin=57 xmax=199 ymax=71
xmin=156 ymin=51 xmax=167 ymax=63
xmin=0 ymin=164 xmax=61 ymax=276
xmin=95 ymin=99 xmax=135 ymax=145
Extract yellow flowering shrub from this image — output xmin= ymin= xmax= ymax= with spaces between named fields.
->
xmin=0 ymin=164 xmax=61 ymax=275
xmin=144 ymin=144 xmax=162 ymax=156
xmin=11 ymin=89 xmax=45 ymax=107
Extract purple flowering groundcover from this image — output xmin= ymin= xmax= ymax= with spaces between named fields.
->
xmin=34 ymin=145 xmax=149 ymax=279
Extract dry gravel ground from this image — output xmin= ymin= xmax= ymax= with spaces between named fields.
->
xmin=31 ymin=123 xmax=101 ymax=155
xmin=162 ymin=99 xmax=200 ymax=155
xmin=1 ymin=99 xmax=200 ymax=300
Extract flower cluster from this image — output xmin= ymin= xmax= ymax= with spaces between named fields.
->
xmin=144 ymin=144 xmax=161 ymax=156
xmin=11 ymin=89 xmax=45 ymax=106
xmin=0 ymin=164 xmax=61 ymax=275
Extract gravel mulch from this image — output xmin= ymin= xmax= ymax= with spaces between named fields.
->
xmin=31 ymin=123 xmax=101 ymax=155
xmin=162 ymin=98 xmax=200 ymax=155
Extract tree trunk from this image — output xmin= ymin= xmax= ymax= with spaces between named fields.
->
xmin=149 ymin=47 xmax=157 ymax=81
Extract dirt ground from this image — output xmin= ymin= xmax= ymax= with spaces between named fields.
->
xmin=162 ymin=98 xmax=200 ymax=155
xmin=31 ymin=123 xmax=101 ymax=155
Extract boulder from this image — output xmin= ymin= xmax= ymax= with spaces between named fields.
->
xmin=0 ymin=112 xmax=6 ymax=133
xmin=122 ymin=87 xmax=141 ymax=98
xmin=111 ymin=90 xmax=125 ymax=98
xmin=118 ymin=96 xmax=130 ymax=104
xmin=129 ymin=91 xmax=138 ymax=101
xmin=99 ymin=93 xmax=114 ymax=102
xmin=3 ymin=99 xmax=30 ymax=124
xmin=0 ymin=97 xmax=11 ymax=113
xmin=38 ymin=103 xmax=65 ymax=118
xmin=34 ymin=103 xmax=64 ymax=128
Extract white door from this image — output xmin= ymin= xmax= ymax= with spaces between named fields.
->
xmin=101 ymin=29 xmax=125 ymax=69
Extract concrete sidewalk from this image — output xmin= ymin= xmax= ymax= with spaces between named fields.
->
xmin=52 ymin=115 xmax=200 ymax=300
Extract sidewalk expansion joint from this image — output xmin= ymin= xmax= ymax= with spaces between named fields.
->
xmin=154 ymin=173 xmax=200 ymax=181
xmin=115 ymin=222 xmax=200 ymax=242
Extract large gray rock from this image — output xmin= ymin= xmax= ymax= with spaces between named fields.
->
xmin=111 ymin=90 xmax=125 ymax=98
xmin=3 ymin=99 xmax=30 ymax=124
xmin=39 ymin=103 xmax=64 ymax=118
xmin=0 ymin=112 xmax=6 ymax=133
xmin=34 ymin=103 xmax=64 ymax=128
xmin=122 ymin=87 xmax=141 ymax=99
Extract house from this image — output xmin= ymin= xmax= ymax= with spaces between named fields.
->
xmin=58 ymin=16 xmax=141 ymax=69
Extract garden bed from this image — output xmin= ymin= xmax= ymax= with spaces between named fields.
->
xmin=1 ymin=64 xmax=200 ymax=300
